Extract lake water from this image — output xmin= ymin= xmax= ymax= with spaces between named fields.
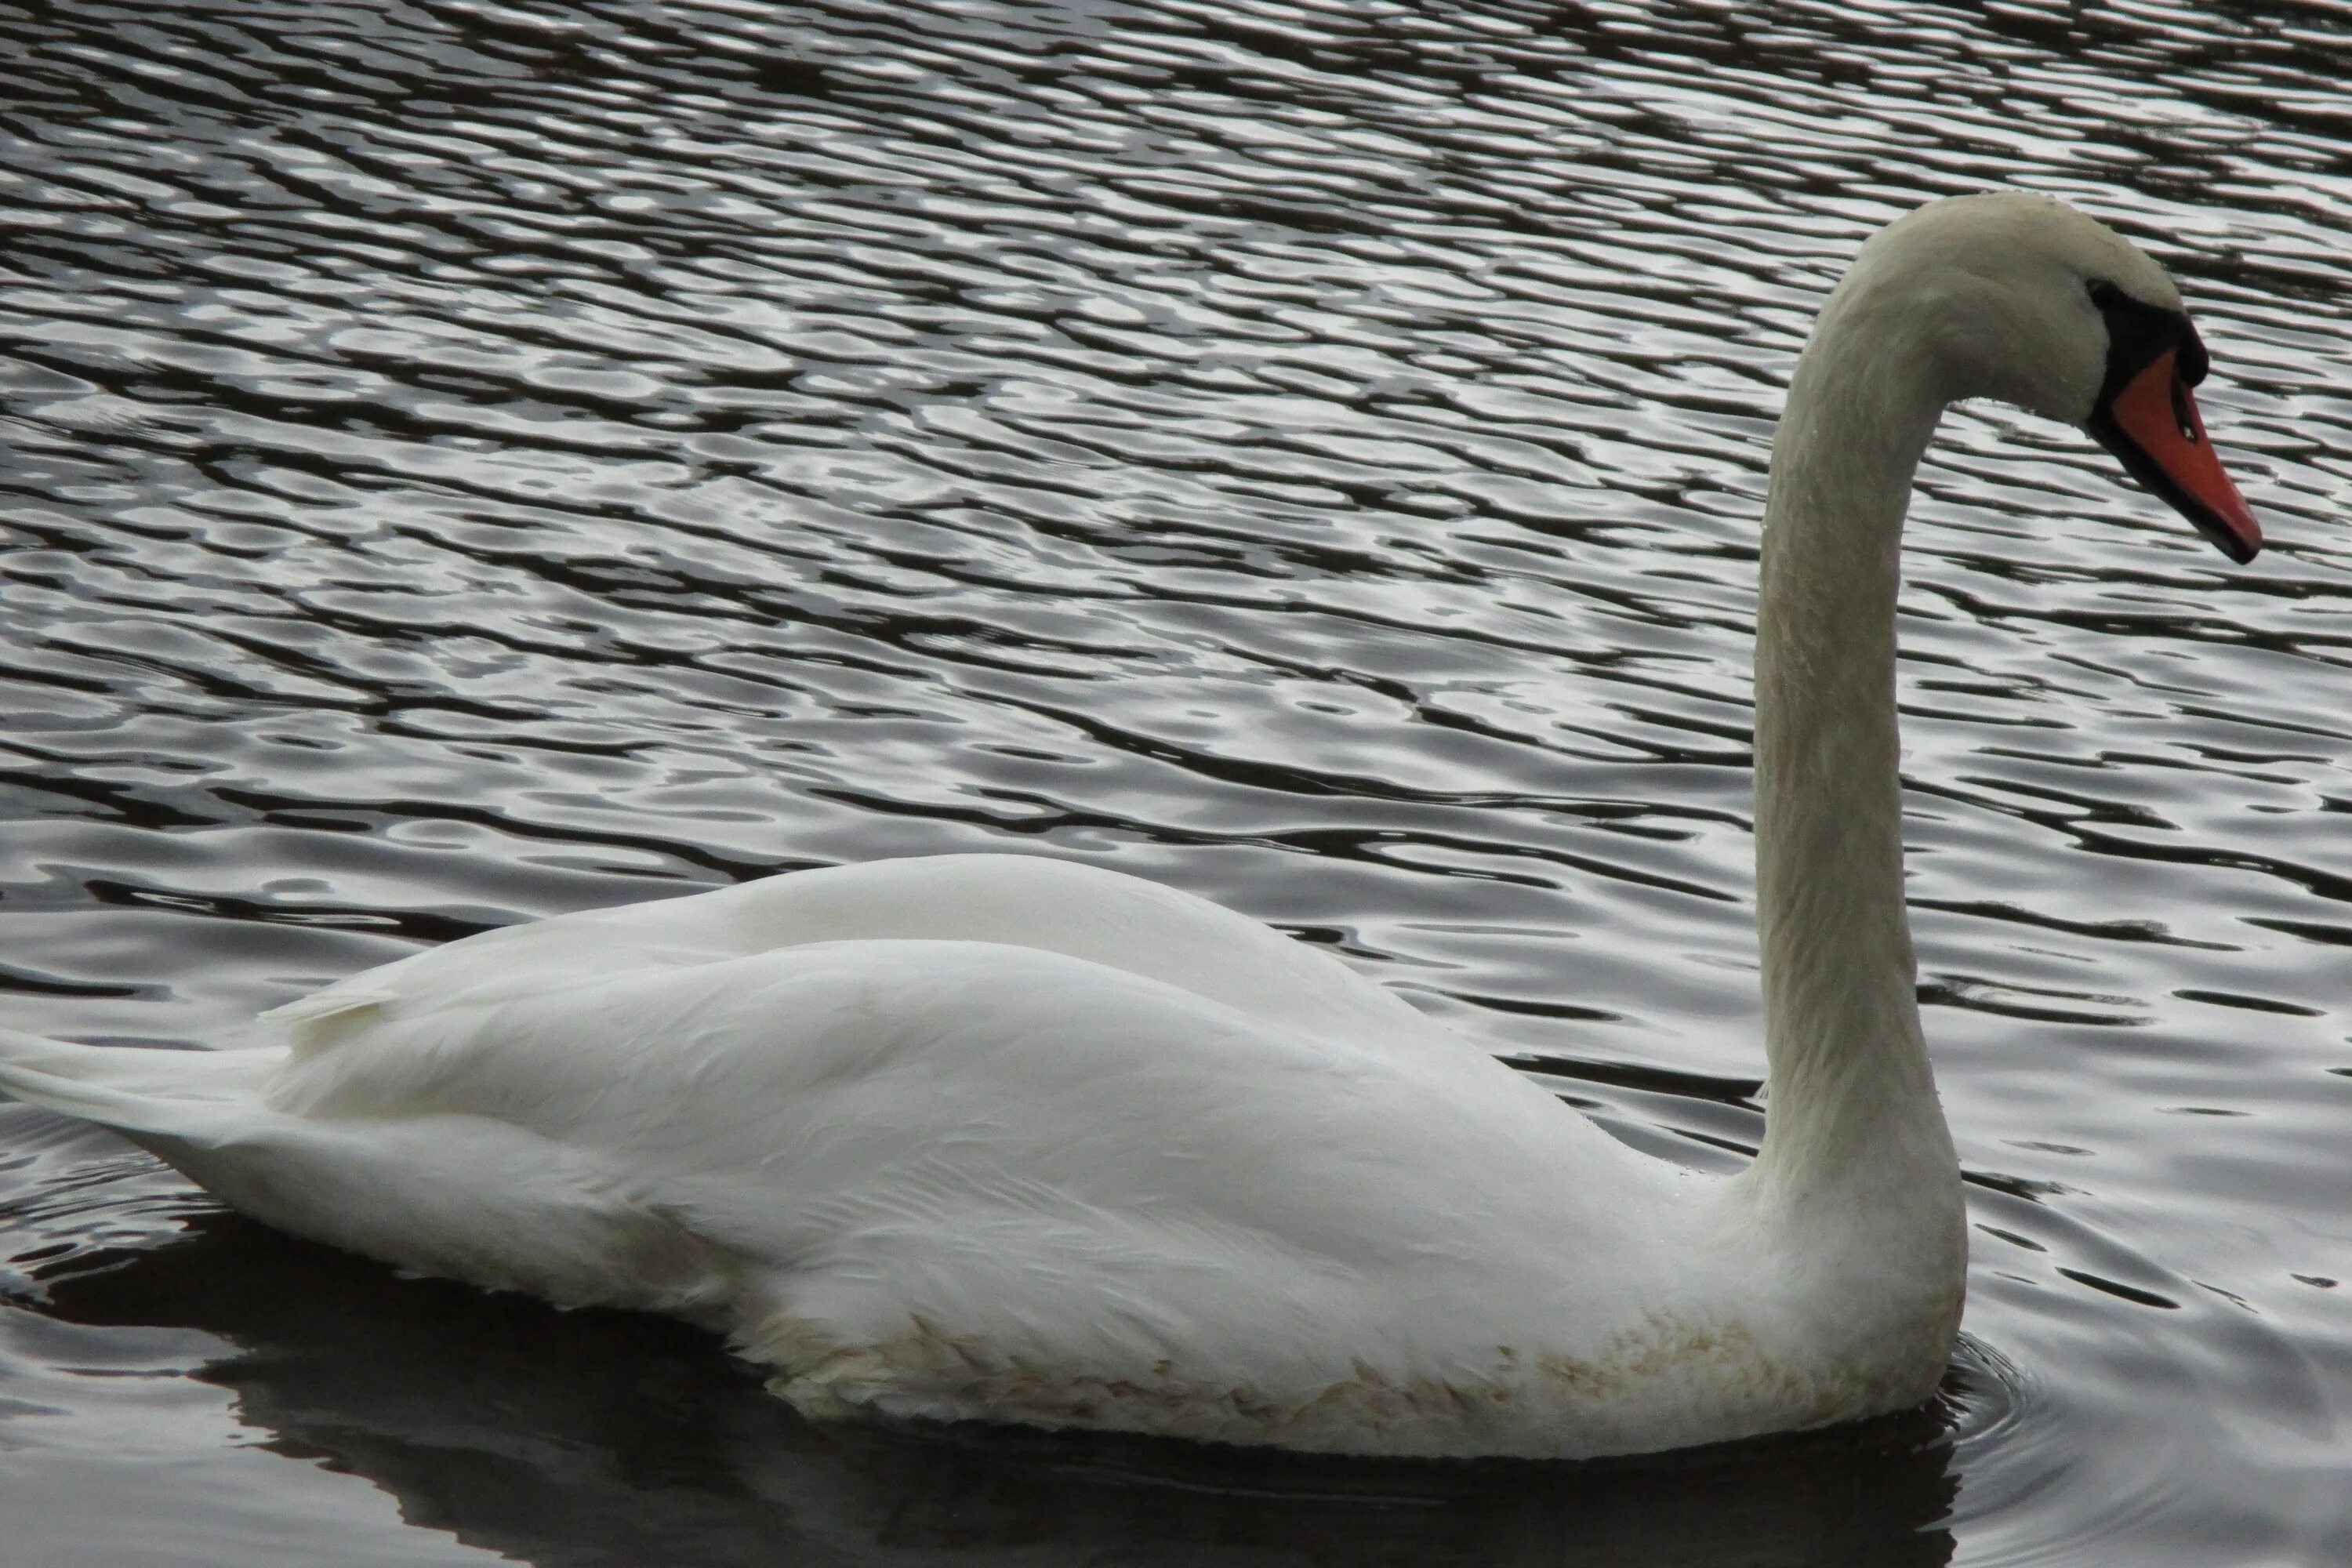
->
xmin=2 ymin=0 xmax=2347 ymax=1563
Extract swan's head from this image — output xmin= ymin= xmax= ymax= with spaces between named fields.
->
xmin=1850 ymin=192 xmax=2261 ymax=562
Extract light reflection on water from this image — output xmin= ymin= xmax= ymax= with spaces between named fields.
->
xmin=1 ymin=0 xmax=2347 ymax=1563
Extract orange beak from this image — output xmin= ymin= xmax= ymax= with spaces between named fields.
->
xmin=2092 ymin=348 xmax=2262 ymax=564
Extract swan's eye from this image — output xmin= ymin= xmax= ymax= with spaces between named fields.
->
xmin=2085 ymin=278 xmax=2121 ymax=307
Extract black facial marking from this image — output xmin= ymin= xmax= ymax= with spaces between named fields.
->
xmin=2085 ymin=277 xmax=2206 ymax=404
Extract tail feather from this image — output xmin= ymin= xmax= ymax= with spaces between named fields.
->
xmin=0 ymin=1027 xmax=267 ymax=1145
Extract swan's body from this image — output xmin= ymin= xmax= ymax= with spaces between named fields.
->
xmin=0 ymin=194 xmax=2262 ymax=1458
xmin=2 ymin=859 xmax=1882 ymax=1455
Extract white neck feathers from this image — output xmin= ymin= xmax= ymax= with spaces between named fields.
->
xmin=1742 ymin=252 xmax=1964 ymax=1263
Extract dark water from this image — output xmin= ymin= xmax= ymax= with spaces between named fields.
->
xmin=1 ymin=0 xmax=2347 ymax=1562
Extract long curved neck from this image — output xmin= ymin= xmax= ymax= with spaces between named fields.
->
xmin=1746 ymin=279 xmax=1962 ymax=1228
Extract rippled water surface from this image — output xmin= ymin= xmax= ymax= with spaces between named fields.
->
xmin=2 ymin=0 xmax=2349 ymax=1562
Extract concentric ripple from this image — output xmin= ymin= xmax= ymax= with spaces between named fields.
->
xmin=2 ymin=0 xmax=2349 ymax=1563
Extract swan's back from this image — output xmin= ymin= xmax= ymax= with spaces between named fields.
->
xmin=247 ymin=854 xmax=1446 ymax=1058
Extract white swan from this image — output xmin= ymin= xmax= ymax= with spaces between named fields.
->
xmin=0 ymin=194 xmax=2263 ymax=1459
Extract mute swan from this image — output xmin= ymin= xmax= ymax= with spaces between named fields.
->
xmin=0 ymin=194 xmax=2264 ymax=1459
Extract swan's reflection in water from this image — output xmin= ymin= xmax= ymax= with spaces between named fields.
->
xmin=42 ymin=1217 xmax=1958 ymax=1567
